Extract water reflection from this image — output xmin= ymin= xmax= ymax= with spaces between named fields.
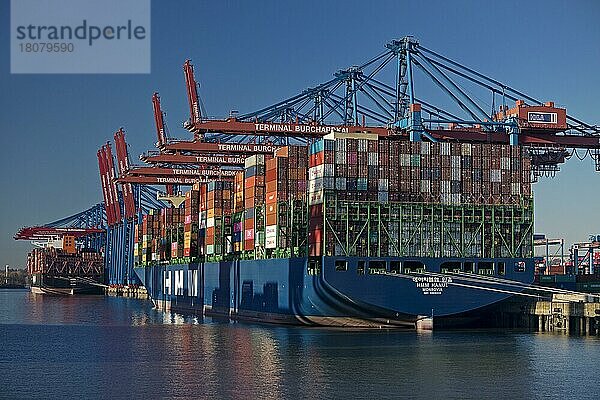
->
xmin=1 ymin=289 xmax=599 ymax=400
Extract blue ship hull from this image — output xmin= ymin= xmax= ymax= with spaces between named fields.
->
xmin=134 ymin=257 xmax=534 ymax=328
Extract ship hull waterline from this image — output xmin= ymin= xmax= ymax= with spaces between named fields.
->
xmin=134 ymin=256 xmax=535 ymax=329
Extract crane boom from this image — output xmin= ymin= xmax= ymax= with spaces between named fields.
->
xmin=103 ymin=143 xmax=122 ymax=223
xmin=152 ymin=92 xmax=167 ymax=147
xmin=184 ymin=60 xmax=201 ymax=127
xmin=114 ymin=129 xmax=137 ymax=219
xmin=97 ymin=149 xmax=114 ymax=225
xmin=140 ymin=152 xmax=246 ymax=165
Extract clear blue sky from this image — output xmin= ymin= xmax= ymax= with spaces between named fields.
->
xmin=1 ymin=0 xmax=599 ymax=267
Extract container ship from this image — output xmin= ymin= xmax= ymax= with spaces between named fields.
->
xmin=133 ymin=133 xmax=535 ymax=328
xmin=27 ymin=236 xmax=105 ymax=295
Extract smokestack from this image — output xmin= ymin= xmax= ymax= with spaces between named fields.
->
xmin=4 ymin=265 xmax=8 ymax=284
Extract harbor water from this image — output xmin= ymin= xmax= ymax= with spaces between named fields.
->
xmin=1 ymin=289 xmax=599 ymax=399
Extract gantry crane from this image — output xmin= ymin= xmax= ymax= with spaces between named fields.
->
xmin=167 ymin=37 xmax=600 ymax=178
xmin=102 ymin=34 xmax=600 ymax=243
xmin=91 ymin=36 xmax=600 ymax=287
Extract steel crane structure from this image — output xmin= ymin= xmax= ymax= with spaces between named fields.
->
xmin=97 ymin=134 xmax=173 ymax=285
xmin=94 ymin=36 xmax=599 ymax=286
xmin=14 ymin=203 xmax=106 ymax=251
xmin=171 ymin=37 xmax=600 ymax=176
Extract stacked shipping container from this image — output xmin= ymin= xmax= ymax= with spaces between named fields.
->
xmin=265 ymin=146 xmax=308 ymax=250
xmin=205 ymin=181 xmax=233 ymax=255
xmin=134 ymin=135 xmax=534 ymax=265
xmin=232 ymin=171 xmax=245 ymax=253
xmin=244 ymin=155 xmax=268 ymax=251
xmin=307 ymin=133 xmax=531 ymax=206
xmin=183 ymin=188 xmax=200 ymax=258
xmin=167 ymin=207 xmax=184 ymax=260
xmin=28 ymin=247 xmax=104 ymax=276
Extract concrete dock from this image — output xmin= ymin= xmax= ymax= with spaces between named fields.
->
xmin=482 ymin=294 xmax=600 ymax=335
xmin=105 ymin=285 xmax=148 ymax=299
xmin=530 ymin=298 xmax=600 ymax=335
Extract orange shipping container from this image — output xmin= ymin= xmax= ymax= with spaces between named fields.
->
xmin=266 ymin=191 xmax=278 ymax=204
xmin=275 ymin=146 xmax=289 ymax=158
xmin=245 ymin=176 xmax=256 ymax=188
xmin=266 ymin=213 xmax=277 ymax=226
xmin=62 ymin=236 xmax=76 ymax=254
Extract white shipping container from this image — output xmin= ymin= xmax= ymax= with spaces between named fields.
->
xmin=324 ymin=163 xmax=335 ymax=177
xmin=336 ymin=151 xmax=347 ymax=164
xmin=309 ymin=164 xmax=324 ymax=180
xmin=512 ymin=182 xmax=521 ymax=195
xmin=244 ymin=154 xmax=259 ymax=168
xmin=421 ymin=180 xmax=431 ymax=193
xmin=441 ymin=180 xmax=451 ymax=193
xmin=207 ymin=217 xmax=215 ymax=228
xmin=265 ymin=225 xmax=277 ymax=249
xmin=308 ymin=177 xmax=323 ymax=193
xmin=461 ymin=143 xmax=472 ymax=156
xmin=490 ymin=169 xmax=502 ymax=183
xmin=441 ymin=142 xmax=451 ymax=156
xmin=421 ymin=141 xmax=431 ymax=155
xmin=451 ymin=156 xmax=461 ymax=168
xmin=308 ymin=190 xmax=324 ymax=205
xmin=400 ymin=154 xmax=410 ymax=167
xmin=225 ymin=236 xmax=232 ymax=254
xmin=335 ymin=138 xmax=346 ymax=152
xmin=265 ymin=236 xmax=276 ymax=249
xmin=368 ymin=153 xmax=378 ymax=165
xmin=441 ymin=193 xmax=452 ymax=204
xmin=266 ymin=225 xmax=277 ymax=236
xmin=501 ymin=157 xmax=510 ymax=170
xmin=358 ymin=139 xmax=368 ymax=152
xmin=255 ymin=231 xmax=264 ymax=247
xmin=452 ymin=193 xmax=461 ymax=204
xmin=451 ymin=168 xmax=461 ymax=181
xmin=206 ymin=244 xmax=215 ymax=255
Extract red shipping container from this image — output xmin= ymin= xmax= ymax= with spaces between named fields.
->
xmin=266 ymin=169 xmax=277 ymax=182
xmin=308 ymin=241 xmax=322 ymax=256
xmin=309 ymin=152 xmax=324 ymax=167
xmin=308 ymin=228 xmax=323 ymax=244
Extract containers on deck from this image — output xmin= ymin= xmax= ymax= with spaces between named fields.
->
xmin=134 ymin=135 xmax=533 ymax=265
